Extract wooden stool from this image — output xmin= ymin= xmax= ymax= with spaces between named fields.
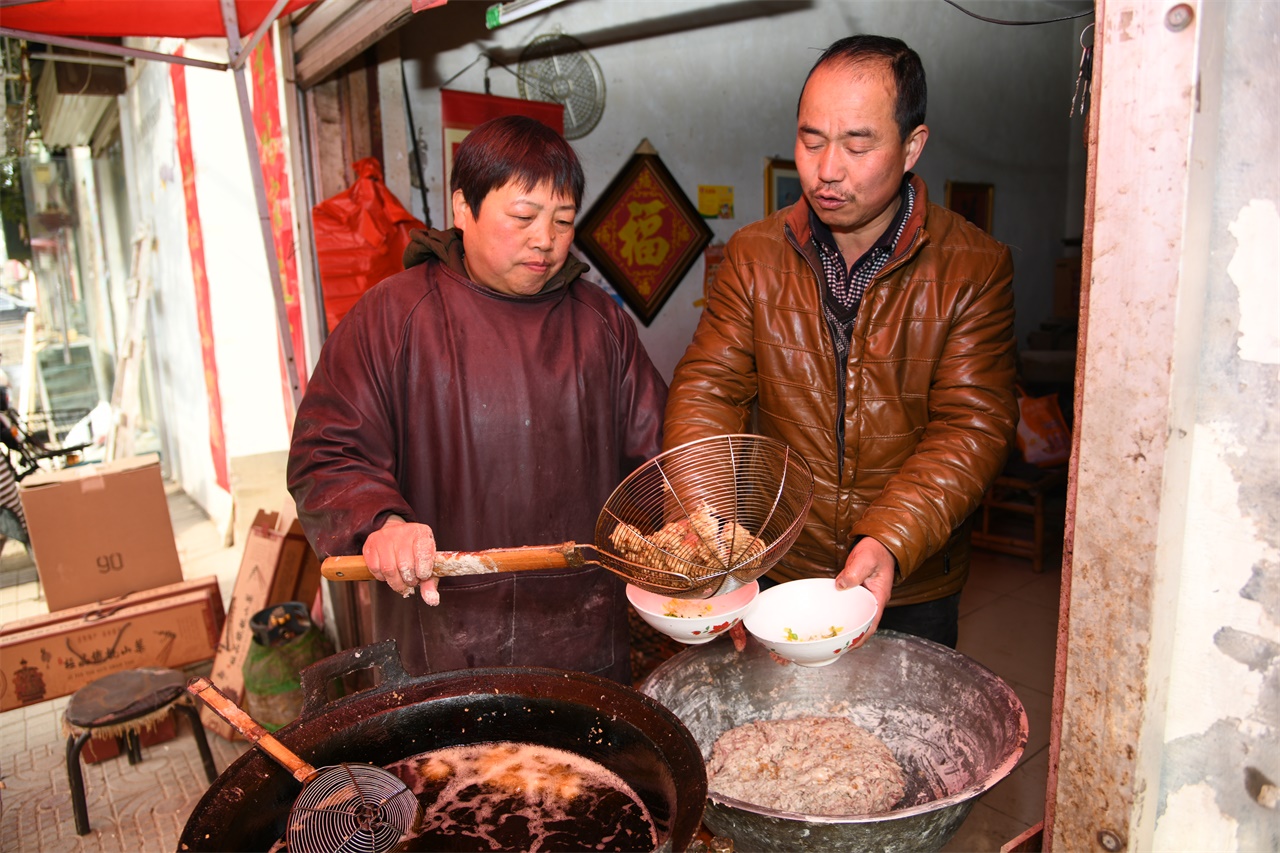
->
xmin=972 ymin=461 xmax=1067 ymax=573
xmin=63 ymin=667 xmax=218 ymax=835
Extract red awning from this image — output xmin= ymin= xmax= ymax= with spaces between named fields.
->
xmin=1 ymin=0 xmax=317 ymax=39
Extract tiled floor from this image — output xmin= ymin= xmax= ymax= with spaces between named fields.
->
xmin=1 ymin=485 xmax=1063 ymax=852
xmin=943 ymin=545 xmax=1062 ymax=852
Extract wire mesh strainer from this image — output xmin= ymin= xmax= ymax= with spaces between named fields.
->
xmin=321 ymin=435 xmax=814 ymax=600
xmin=595 ymin=434 xmax=814 ymax=598
xmin=188 ymin=677 xmax=419 ymax=853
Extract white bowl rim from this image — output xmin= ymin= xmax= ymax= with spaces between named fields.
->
xmin=626 ymin=579 xmax=759 ymax=618
xmin=743 ymin=581 xmax=876 ymax=646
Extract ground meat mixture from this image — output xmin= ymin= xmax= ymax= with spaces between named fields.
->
xmin=707 ymin=716 xmax=906 ymax=816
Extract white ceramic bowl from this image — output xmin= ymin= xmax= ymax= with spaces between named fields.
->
xmin=742 ymin=578 xmax=878 ymax=667
xmin=627 ymin=581 xmax=759 ymax=645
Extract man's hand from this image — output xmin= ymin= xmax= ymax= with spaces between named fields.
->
xmin=362 ymin=516 xmax=440 ymax=605
xmin=835 ymin=537 xmax=896 ymax=643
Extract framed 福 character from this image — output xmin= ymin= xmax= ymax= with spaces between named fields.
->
xmin=576 ymin=146 xmax=713 ymax=326
xmin=764 ymin=158 xmax=801 ymax=215
xmin=944 ymin=181 xmax=994 ymax=233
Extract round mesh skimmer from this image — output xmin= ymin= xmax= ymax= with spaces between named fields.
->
xmin=597 ymin=434 xmax=814 ymax=599
xmin=288 ymin=764 xmax=419 ymax=853
xmin=188 ymin=677 xmax=419 ymax=853
xmin=319 ymin=435 xmax=814 ymax=602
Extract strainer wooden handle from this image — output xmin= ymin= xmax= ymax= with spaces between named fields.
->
xmin=322 ymin=542 xmax=587 ymax=582
xmin=188 ymin=676 xmax=315 ymax=783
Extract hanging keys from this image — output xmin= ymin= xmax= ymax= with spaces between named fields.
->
xmin=1071 ymin=23 xmax=1095 ymax=117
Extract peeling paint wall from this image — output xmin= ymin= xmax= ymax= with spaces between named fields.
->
xmin=1153 ymin=0 xmax=1280 ymax=847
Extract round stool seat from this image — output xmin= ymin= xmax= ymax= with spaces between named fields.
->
xmin=65 ymin=668 xmax=187 ymax=733
xmin=63 ymin=667 xmax=218 ymax=836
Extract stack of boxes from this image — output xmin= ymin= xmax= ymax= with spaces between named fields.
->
xmin=0 ymin=453 xmax=322 ymax=747
xmin=0 ymin=454 xmax=224 ymax=715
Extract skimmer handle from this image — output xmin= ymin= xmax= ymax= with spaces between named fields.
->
xmin=322 ymin=542 xmax=586 ymax=581
xmin=188 ymin=676 xmax=315 ymax=783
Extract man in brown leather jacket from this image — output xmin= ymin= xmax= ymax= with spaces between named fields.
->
xmin=665 ymin=35 xmax=1017 ymax=648
xmin=288 ymin=116 xmax=667 ymax=682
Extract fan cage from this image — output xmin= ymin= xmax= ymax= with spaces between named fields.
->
xmin=287 ymin=763 xmax=418 ymax=853
xmin=517 ymin=33 xmax=606 ymax=140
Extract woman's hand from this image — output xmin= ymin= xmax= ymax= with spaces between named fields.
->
xmin=363 ymin=516 xmax=440 ymax=605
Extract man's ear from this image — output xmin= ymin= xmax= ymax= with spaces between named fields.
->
xmin=451 ymin=189 xmax=470 ymax=228
xmin=903 ymin=124 xmax=929 ymax=173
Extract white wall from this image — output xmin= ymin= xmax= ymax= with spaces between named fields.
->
xmin=399 ymin=0 xmax=1086 ymax=379
xmin=119 ymin=38 xmax=290 ymax=528
xmin=1154 ymin=0 xmax=1278 ymax=848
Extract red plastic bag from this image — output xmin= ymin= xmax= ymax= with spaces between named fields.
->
xmin=311 ymin=158 xmax=425 ymax=331
xmin=1015 ymin=386 xmax=1071 ymax=467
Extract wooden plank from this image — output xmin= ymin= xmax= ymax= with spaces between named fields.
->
xmin=293 ymin=0 xmax=414 ymax=88
xmin=1050 ymin=1 xmax=1224 ymax=850
xmin=306 ymin=78 xmax=347 ymax=202
xmin=342 ymin=58 xmax=374 ymax=168
xmin=276 ymin=21 xmax=327 ymax=363
xmin=291 ymin=0 xmax=362 ymax=53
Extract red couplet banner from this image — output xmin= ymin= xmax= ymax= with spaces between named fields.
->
xmin=249 ymin=35 xmax=307 ymax=427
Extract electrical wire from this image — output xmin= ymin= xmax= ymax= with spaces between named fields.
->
xmin=440 ymin=52 xmax=486 ymax=89
xmin=942 ymin=0 xmax=1094 ymax=26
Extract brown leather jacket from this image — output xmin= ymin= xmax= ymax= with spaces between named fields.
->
xmin=665 ymin=176 xmax=1016 ymax=605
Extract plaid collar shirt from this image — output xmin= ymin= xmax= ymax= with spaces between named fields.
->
xmin=811 ymin=179 xmax=916 ymax=366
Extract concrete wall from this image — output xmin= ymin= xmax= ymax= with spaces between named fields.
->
xmin=398 ymin=0 xmax=1087 ymax=381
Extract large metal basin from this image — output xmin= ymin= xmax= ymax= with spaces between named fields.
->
xmin=640 ymin=630 xmax=1027 ymax=852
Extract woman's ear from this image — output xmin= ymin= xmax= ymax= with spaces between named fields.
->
xmin=451 ymin=189 xmax=470 ymax=228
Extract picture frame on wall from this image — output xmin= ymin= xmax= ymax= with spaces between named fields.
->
xmin=944 ymin=181 xmax=995 ymax=233
xmin=576 ymin=147 xmax=713 ymax=326
xmin=764 ymin=157 xmax=801 ymax=215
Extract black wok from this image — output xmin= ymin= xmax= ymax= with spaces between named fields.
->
xmin=179 ymin=640 xmax=706 ymax=851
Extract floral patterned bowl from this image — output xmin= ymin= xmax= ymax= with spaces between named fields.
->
xmin=626 ymin=581 xmax=760 ymax=645
xmin=742 ymin=579 xmax=877 ymax=667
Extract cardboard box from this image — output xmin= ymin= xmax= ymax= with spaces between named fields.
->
xmin=20 ymin=454 xmax=184 ymax=612
xmin=0 ymin=584 xmax=224 ymax=711
xmin=0 ymin=575 xmax=222 ymax=638
xmin=201 ymin=508 xmax=322 ymax=740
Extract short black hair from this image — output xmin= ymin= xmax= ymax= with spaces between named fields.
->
xmin=450 ymin=115 xmax=585 ymax=216
xmin=799 ymin=35 xmax=927 ymax=141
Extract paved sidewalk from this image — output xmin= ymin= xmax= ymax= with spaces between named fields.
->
xmin=1 ymin=486 xmax=252 ymax=852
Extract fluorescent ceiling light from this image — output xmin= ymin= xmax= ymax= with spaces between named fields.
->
xmin=485 ymin=0 xmax=570 ymax=30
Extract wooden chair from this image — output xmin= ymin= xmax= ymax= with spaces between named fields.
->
xmin=972 ymin=458 xmax=1067 ymax=573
